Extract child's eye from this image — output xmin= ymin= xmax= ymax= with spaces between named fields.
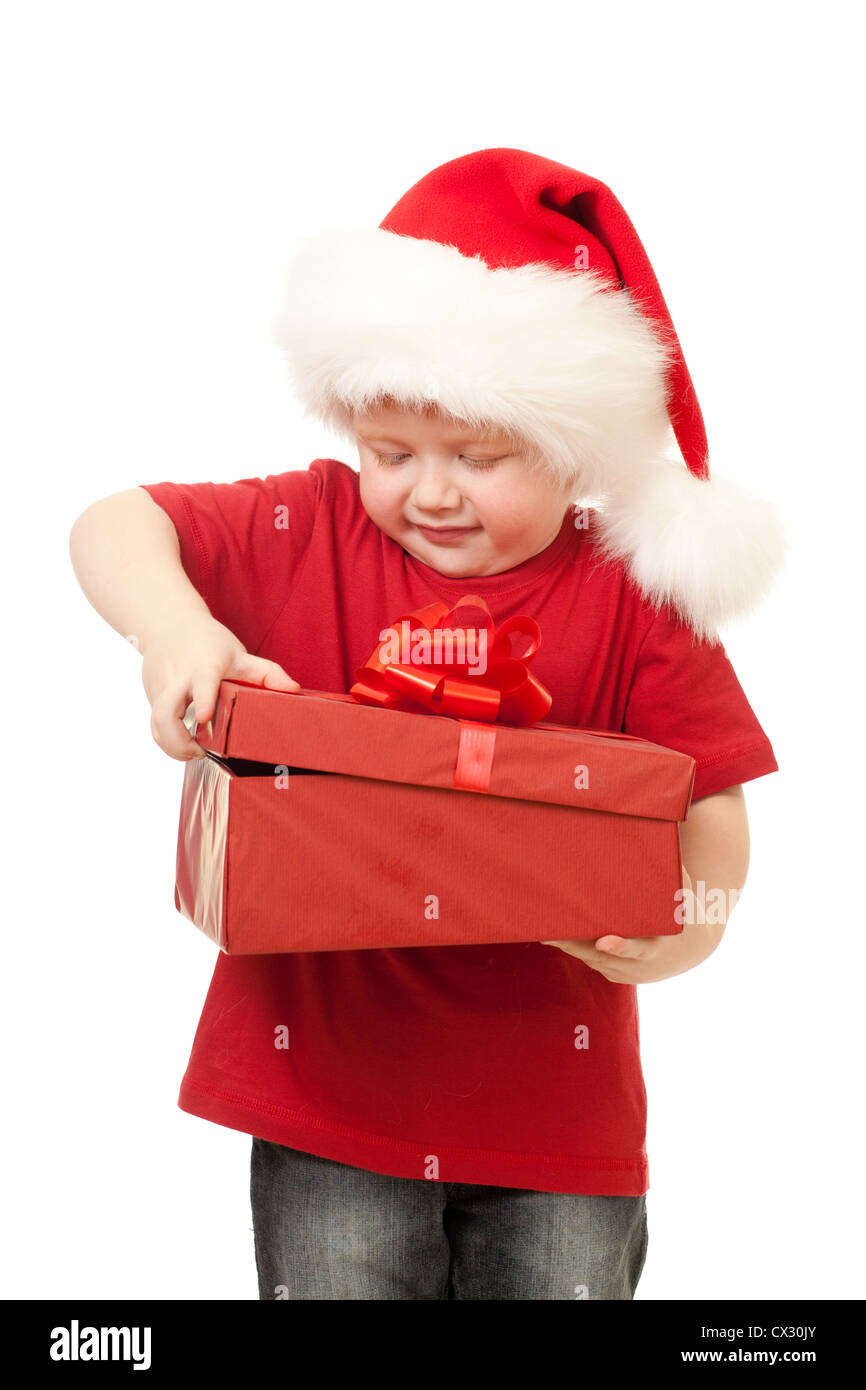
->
xmin=373 ymin=452 xmax=506 ymax=470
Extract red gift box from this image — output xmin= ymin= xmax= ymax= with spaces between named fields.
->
xmin=173 ymin=681 xmax=696 ymax=954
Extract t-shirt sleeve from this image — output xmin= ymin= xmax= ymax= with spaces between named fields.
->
xmin=137 ymin=462 xmax=322 ymax=653
xmin=623 ymin=606 xmax=779 ymax=801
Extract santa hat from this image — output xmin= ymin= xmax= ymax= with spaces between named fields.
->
xmin=271 ymin=147 xmax=786 ymax=641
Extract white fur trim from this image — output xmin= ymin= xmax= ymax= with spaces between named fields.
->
xmin=271 ymin=226 xmax=786 ymax=638
xmin=271 ymin=226 xmax=675 ymax=493
xmin=594 ymin=459 xmax=788 ymax=642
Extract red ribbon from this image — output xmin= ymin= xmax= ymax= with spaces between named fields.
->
xmin=349 ymin=595 xmax=552 ymax=727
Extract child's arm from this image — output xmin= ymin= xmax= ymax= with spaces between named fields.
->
xmin=69 ymin=487 xmax=300 ymax=761
xmin=70 ymin=488 xmax=213 ymax=653
xmin=541 ymin=784 xmax=751 ymax=983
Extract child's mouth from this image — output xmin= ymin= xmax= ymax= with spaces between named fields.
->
xmin=414 ymin=524 xmax=480 ymax=545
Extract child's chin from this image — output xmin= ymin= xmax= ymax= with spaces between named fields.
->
xmin=410 ymin=543 xmax=481 ymax=572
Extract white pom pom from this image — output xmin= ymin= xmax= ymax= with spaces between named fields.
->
xmin=595 ymin=462 xmax=788 ymax=642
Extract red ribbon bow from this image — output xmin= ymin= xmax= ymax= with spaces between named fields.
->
xmin=349 ymin=595 xmax=552 ymax=727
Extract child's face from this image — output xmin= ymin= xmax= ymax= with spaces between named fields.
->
xmin=354 ymin=401 xmax=572 ymax=578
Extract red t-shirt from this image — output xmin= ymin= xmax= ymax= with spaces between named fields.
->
xmin=139 ymin=458 xmax=778 ymax=1195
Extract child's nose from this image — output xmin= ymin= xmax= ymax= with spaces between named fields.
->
xmin=410 ymin=466 xmax=462 ymax=511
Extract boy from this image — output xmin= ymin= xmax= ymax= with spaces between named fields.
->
xmin=68 ymin=148 xmax=783 ymax=1300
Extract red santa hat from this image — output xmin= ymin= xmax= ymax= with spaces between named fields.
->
xmin=271 ymin=147 xmax=786 ymax=641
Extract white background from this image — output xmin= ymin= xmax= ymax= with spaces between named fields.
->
xmin=2 ymin=0 xmax=862 ymax=1301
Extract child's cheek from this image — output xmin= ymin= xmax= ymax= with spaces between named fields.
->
xmin=360 ymin=478 xmax=404 ymax=534
xmin=358 ymin=471 xmax=386 ymax=517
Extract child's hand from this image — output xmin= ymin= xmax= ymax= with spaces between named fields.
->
xmin=140 ymin=612 xmax=300 ymax=761
xmin=539 ymin=868 xmax=726 ymax=983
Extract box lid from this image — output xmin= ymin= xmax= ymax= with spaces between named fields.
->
xmin=194 ymin=681 xmax=696 ymax=822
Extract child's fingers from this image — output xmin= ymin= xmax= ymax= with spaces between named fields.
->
xmin=594 ymin=935 xmax=652 ymax=957
xmin=149 ymin=654 xmax=300 ymax=763
xmin=150 ymin=686 xmax=207 ymax=762
xmin=191 ymin=670 xmax=222 ymax=724
xmin=190 ymin=659 xmax=298 ymax=732
xmin=232 ymin=653 xmax=301 ymax=692
xmin=540 ymin=936 xmax=652 ymax=963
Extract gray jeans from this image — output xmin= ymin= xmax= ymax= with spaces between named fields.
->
xmin=250 ymin=1136 xmax=648 ymax=1300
